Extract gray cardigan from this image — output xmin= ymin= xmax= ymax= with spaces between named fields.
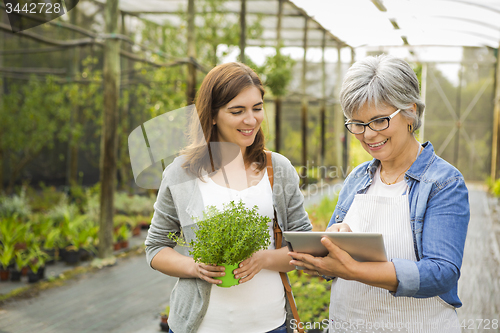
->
xmin=145 ymin=152 xmax=311 ymax=333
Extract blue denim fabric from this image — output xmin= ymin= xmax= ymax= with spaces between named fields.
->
xmin=169 ymin=322 xmax=286 ymax=333
xmin=328 ymin=141 xmax=469 ymax=308
xmin=266 ymin=322 xmax=287 ymax=333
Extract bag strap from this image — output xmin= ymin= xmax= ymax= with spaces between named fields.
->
xmin=265 ymin=151 xmax=304 ymax=333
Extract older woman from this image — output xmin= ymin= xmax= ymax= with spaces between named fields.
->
xmin=289 ymin=55 xmax=469 ymax=333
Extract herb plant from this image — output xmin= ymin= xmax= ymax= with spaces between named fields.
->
xmin=188 ymin=200 xmax=271 ymax=266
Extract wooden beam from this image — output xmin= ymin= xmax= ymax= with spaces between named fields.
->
xmin=300 ymin=16 xmax=308 ymax=186
xmin=334 ymin=46 xmax=343 ymax=170
xmin=99 ymin=0 xmax=121 ymax=259
xmin=491 ymin=43 xmax=500 ymax=180
xmin=239 ymin=0 xmax=246 ymax=63
xmin=186 ymin=0 xmax=196 ymax=104
xmin=319 ymin=30 xmax=326 ymax=178
xmin=274 ymin=0 xmax=283 ymax=153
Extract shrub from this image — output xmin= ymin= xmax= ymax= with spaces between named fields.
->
xmin=0 ymin=190 xmax=31 ymax=220
xmin=307 ymin=194 xmax=339 ymax=231
xmin=176 ymin=201 xmax=271 ymax=265
xmin=289 ymin=270 xmax=331 ymax=324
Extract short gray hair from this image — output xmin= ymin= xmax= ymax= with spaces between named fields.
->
xmin=340 ymin=54 xmax=425 ymax=132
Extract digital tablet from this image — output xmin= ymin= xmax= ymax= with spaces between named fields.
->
xmin=283 ymin=231 xmax=388 ymax=264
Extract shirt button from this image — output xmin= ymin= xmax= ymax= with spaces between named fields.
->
xmin=336 ymin=215 xmax=339 ymax=219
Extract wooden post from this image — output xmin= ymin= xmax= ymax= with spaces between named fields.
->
xmin=274 ymin=0 xmax=283 ymax=152
xmin=239 ymin=0 xmax=246 ymax=63
xmin=300 ymin=17 xmax=308 ymax=186
xmin=319 ymin=30 xmax=326 ymax=179
xmin=420 ymin=62 xmax=427 ymax=143
xmin=0 ymin=29 xmax=3 ymax=191
xmin=67 ymin=6 xmax=79 ymax=186
xmin=99 ymin=0 xmax=121 ymax=259
xmin=453 ymin=64 xmax=463 ymax=167
xmin=334 ymin=46 xmax=343 ymax=169
xmin=186 ymin=0 xmax=196 ymax=104
xmin=491 ymin=44 xmax=500 ymax=180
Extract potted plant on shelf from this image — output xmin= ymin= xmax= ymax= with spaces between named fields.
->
xmin=172 ymin=200 xmax=271 ymax=288
xmin=159 ymin=305 xmax=170 ymax=332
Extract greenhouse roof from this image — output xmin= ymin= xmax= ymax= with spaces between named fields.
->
xmin=93 ymin=0 xmax=500 ymax=50
xmin=93 ymin=0 xmax=351 ymax=48
xmin=292 ymin=0 xmax=500 ymax=49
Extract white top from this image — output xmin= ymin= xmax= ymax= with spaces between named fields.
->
xmin=196 ymin=169 xmax=286 ymax=333
xmin=366 ymin=165 xmax=407 ymax=197
xmin=329 ymin=192 xmax=459 ymax=332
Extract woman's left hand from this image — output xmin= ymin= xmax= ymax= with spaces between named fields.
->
xmin=233 ymin=250 xmax=268 ymax=284
xmin=289 ymin=237 xmax=358 ymax=279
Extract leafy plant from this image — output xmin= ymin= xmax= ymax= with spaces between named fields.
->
xmin=27 ymin=183 xmax=65 ymax=213
xmin=187 ymin=201 xmax=271 ymax=265
xmin=161 ymin=305 xmax=170 ymax=317
xmin=26 ymin=242 xmax=50 ymax=274
xmin=113 ymin=223 xmax=130 ymax=243
xmin=14 ymin=249 xmax=30 ymax=271
xmin=0 ymin=242 xmax=15 ymax=269
xmin=289 ymin=270 xmax=331 ymax=324
xmin=0 ymin=190 xmax=32 ymax=220
xmin=306 ymin=194 xmax=339 ymax=231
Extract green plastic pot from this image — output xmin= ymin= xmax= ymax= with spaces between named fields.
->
xmin=216 ymin=263 xmax=240 ymax=288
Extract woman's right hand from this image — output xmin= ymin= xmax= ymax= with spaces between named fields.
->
xmin=326 ymin=222 xmax=352 ymax=232
xmin=194 ymin=262 xmax=226 ymax=285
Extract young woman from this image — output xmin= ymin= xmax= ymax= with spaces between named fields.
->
xmin=145 ymin=62 xmax=311 ymax=333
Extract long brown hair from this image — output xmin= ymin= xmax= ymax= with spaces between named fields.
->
xmin=182 ymin=62 xmax=267 ymax=178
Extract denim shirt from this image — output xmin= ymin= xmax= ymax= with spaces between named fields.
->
xmin=328 ymin=141 xmax=469 ymax=308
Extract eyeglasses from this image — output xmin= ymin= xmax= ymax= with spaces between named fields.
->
xmin=344 ymin=109 xmax=401 ymax=134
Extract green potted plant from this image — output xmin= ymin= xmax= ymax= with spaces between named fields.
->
xmin=0 ymin=242 xmax=15 ymax=281
xmin=0 ymin=215 xmax=23 ymax=281
xmin=61 ymin=214 xmax=97 ymax=264
xmin=174 ymin=200 xmax=271 ymax=288
xmin=115 ymin=223 xmax=131 ymax=250
xmin=26 ymin=242 xmax=50 ymax=283
xmin=159 ymin=305 xmax=170 ymax=332
xmin=11 ymin=249 xmax=30 ymax=281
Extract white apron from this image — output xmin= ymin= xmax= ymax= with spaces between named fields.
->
xmin=329 ymin=193 xmax=460 ymax=333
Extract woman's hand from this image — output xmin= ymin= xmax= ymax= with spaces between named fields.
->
xmin=289 ymin=237 xmax=357 ymax=279
xmin=326 ymin=222 xmax=352 ymax=232
xmin=194 ymin=262 xmax=226 ymax=285
xmin=233 ymin=250 xmax=268 ymax=284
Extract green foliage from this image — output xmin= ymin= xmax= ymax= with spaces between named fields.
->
xmin=188 ymin=201 xmax=271 ymax=265
xmin=289 ymin=270 xmax=331 ymax=324
xmin=488 ymin=177 xmax=500 ymax=197
xmin=63 ymin=214 xmax=98 ymax=252
xmin=0 ymin=75 xmax=70 ymax=189
xmin=25 ymin=242 xmax=50 ymax=274
xmin=161 ymin=305 xmax=170 ymax=317
xmin=349 ymin=138 xmax=372 ymax=168
xmin=113 ymin=223 xmax=131 ymax=243
xmin=26 ymin=184 xmax=65 ymax=213
xmin=306 ymin=194 xmax=339 ymax=231
xmin=0 ymin=242 xmax=15 ymax=269
xmin=0 ymin=190 xmax=32 ymax=220
xmin=114 ymin=192 xmax=155 ymax=216
xmin=261 ymin=52 xmax=296 ymax=97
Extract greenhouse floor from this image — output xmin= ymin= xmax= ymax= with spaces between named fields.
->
xmin=0 ymin=183 xmax=498 ymax=333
